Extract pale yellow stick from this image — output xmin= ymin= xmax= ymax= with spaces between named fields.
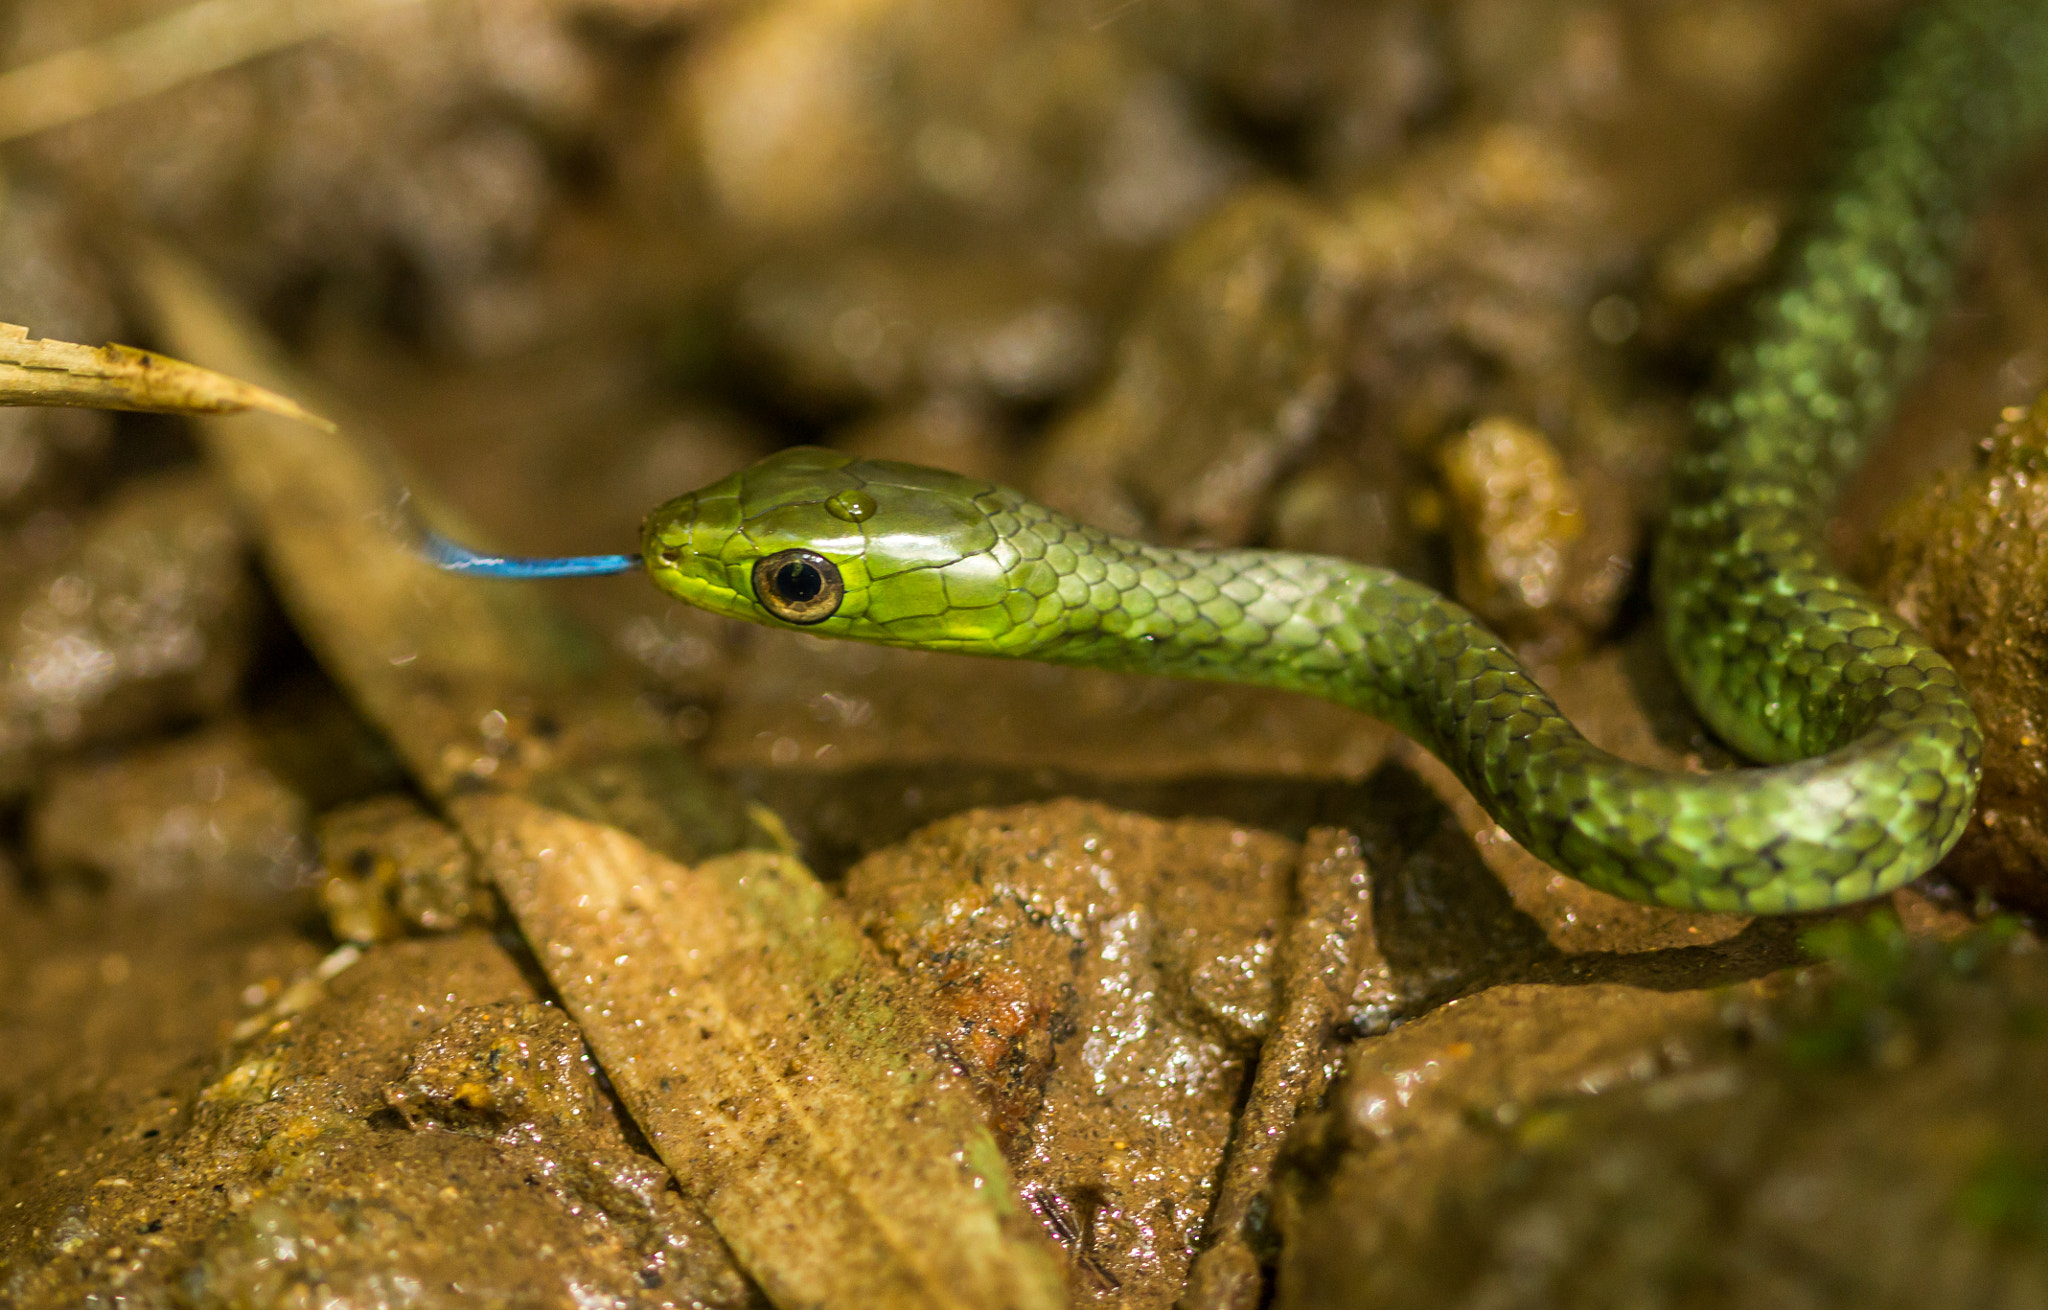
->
xmin=0 ymin=322 xmax=334 ymax=430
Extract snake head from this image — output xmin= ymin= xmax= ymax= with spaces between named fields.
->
xmin=641 ymin=446 xmax=1020 ymax=649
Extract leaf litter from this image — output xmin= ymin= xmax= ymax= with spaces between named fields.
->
xmin=125 ymin=244 xmax=1067 ymax=1310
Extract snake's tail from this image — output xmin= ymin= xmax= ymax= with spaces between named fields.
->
xmin=1639 ymin=0 xmax=2048 ymax=905
xmin=418 ymin=531 xmax=642 ymax=579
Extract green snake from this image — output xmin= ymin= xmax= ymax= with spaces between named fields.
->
xmin=440 ymin=0 xmax=2048 ymax=913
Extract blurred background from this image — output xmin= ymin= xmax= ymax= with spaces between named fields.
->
xmin=6 ymin=1 xmax=2048 ymax=1306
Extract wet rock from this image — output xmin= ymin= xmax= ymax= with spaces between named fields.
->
xmin=831 ymin=391 xmax=1020 ymax=486
xmin=0 ymin=180 xmax=125 ymax=518
xmin=1267 ymin=440 xmax=1430 ymax=580
xmin=1551 ymin=389 xmax=1683 ymax=632
xmin=1430 ymin=409 xmax=1653 ymax=649
xmin=1184 ymin=829 xmax=1373 ymax=1310
xmin=1438 ymin=415 xmax=1586 ymax=640
xmin=0 ymin=473 xmax=257 ymax=792
xmin=1446 ymin=0 xmax=1899 ymax=195
xmin=681 ymin=0 xmax=904 ymax=238
xmin=1877 ymin=393 xmax=2048 ymax=915
xmin=0 ymin=932 xmax=759 ymax=1310
xmin=246 ymin=671 xmax=412 ymax=812
xmin=684 ymin=0 xmax=1252 ymax=422
xmin=30 ymin=723 xmax=317 ymax=902
xmin=845 ymin=799 xmax=1300 ymax=1307
xmin=1032 ymin=186 xmax=1358 ymax=545
xmin=387 ymin=998 xmax=605 ymax=1137
xmin=1646 ymin=193 xmax=1788 ymax=333
xmin=0 ymin=894 xmax=324 ymax=1232
xmin=385 ymin=999 xmax=708 ymax=1259
xmin=19 ymin=0 xmax=655 ymax=356
xmin=317 ymin=794 xmax=495 ymax=943
xmin=1277 ymin=979 xmax=1728 ymax=1306
xmin=1276 ymin=917 xmax=2048 ymax=1309
xmin=832 ymin=785 xmax=1784 ymax=1307
xmin=1325 ymin=121 xmax=1687 ymax=644
xmin=704 ymin=629 xmax=1394 ymax=784
xmin=0 ymin=474 xmax=250 ymax=761
xmin=682 ymin=0 xmax=1239 ymax=246
xmin=1028 ymin=0 xmax=1899 ymax=603
xmin=1126 ymin=0 xmax=1449 ymax=184
xmin=1013 ymin=113 xmax=1681 ymax=646
xmin=735 ymin=245 xmax=1107 ymax=409
xmin=1269 ymin=0 xmax=1894 ymax=634
xmin=1339 ymin=124 xmax=1628 ymax=450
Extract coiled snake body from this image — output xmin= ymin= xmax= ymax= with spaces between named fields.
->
xmin=438 ymin=0 xmax=2048 ymax=913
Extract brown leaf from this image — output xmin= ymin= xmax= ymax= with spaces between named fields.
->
xmin=127 ymin=245 xmax=1066 ymax=1310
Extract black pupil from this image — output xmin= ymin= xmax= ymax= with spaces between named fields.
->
xmin=776 ymin=560 xmax=823 ymax=603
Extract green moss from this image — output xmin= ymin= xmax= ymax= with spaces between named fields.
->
xmin=1956 ymin=1141 xmax=2048 ymax=1242
xmin=1781 ymin=911 xmax=2024 ymax=1069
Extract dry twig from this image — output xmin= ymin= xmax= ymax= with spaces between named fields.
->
xmin=0 ymin=322 xmax=333 ymax=429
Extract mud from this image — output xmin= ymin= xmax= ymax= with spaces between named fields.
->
xmin=1 ymin=928 xmax=759 ymax=1309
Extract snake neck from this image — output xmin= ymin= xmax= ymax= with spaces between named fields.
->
xmin=975 ymin=489 xmax=1469 ymax=738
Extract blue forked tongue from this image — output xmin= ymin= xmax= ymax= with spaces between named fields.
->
xmin=421 ymin=532 xmax=641 ymax=579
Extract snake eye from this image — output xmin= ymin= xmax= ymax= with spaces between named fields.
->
xmin=752 ymin=549 xmax=844 ymax=625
